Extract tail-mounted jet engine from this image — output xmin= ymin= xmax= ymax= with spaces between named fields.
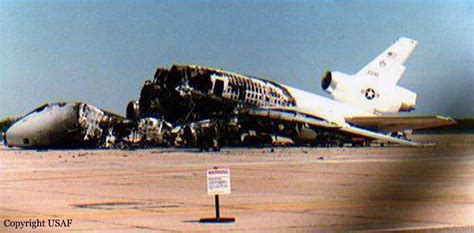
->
xmin=126 ymin=100 xmax=140 ymax=120
xmin=321 ymin=71 xmax=416 ymax=113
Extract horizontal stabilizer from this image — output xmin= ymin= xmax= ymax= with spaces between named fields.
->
xmin=345 ymin=115 xmax=457 ymax=132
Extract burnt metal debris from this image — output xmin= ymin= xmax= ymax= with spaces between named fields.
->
xmin=134 ymin=65 xmax=301 ymax=150
xmin=3 ymin=65 xmax=378 ymax=149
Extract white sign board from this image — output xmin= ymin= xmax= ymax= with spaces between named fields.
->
xmin=207 ymin=168 xmax=231 ymax=195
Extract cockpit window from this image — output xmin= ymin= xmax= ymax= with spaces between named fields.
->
xmin=34 ymin=104 xmax=48 ymax=113
xmin=22 ymin=102 xmax=69 ymax=119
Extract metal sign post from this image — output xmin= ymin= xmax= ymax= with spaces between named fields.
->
xmin=200 ymin=167 xmax=235 ymax=223
xmin=215 ymin=194 xmax=220 ymax=219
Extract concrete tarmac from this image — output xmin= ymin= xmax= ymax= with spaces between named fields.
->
xmin=1 ymin=134 xmax=473 ymax=232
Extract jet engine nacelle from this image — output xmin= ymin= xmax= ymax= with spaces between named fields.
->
xmin=321 ymin=71 xmax=416 ymax=113
xmin=126 ymin=100 xmax=140 ymax=120
xmin=321 ymin=71 xmax=353 ymax=96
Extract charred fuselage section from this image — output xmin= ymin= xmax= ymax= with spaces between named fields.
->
xmin=136 ymin=65 xmax=300 ymax=149
xmin=5 ymin=65 xmax=301 ymax=149
xmin=4 ymin=103 xmax=134 ymax=149
xmin=139 ymin=65 xmax=296 ymax=124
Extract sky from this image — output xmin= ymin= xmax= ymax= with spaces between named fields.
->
xmin=1 ymin=1 xmax=473 ymax=119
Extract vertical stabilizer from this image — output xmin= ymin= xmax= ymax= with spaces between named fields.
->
xmin=356 ymin=37 xmax=418 ymax=85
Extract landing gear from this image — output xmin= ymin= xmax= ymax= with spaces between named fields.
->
xmin=212 ymin=139 xmax=221 ymax=152
xmin=197 ymin=135 xmax=221 ymax=152
xmin=114 ymin=141 xmax=130 ymax=150
xmin=351 ymin=142 xmax=363 ymax=147
xmin=351 ymin=140 xmax=371 ymax=147
xmin=188 ymin=120 xmax=222 ymax=152
xmin=313 ymin=133 xmax=347 ymax=147
xmin=391 ymin=132 xmax=410 ymax=140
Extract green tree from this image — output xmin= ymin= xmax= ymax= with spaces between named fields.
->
xmin=0 ymin=117 xmax=20 ymax=133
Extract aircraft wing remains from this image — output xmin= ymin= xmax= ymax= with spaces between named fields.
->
xmin=243 ymin=107 xmax=420 ymax=146
xmin=243 ymin=108 xmax=340 ymax=129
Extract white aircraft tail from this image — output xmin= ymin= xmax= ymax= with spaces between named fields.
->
xmin=321 ymin=37 xmax=418 ymax=114
xmin=356 ymin=37 xmax=418 ymax=85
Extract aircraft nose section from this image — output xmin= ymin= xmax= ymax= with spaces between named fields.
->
xmin=5 ymin=118 xmax=39 ymax=148
xmin=4 ymin=103 xmax=79 ymax=148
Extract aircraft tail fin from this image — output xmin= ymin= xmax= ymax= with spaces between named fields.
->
xmin=322 ymin=37 xmax=419 ymax=114
xmin=356 ymin=37 xmax=418 ymax=85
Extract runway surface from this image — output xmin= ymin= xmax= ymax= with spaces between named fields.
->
xmin=1 ymin=134 xmax=474 ymax=232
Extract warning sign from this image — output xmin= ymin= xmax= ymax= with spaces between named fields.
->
xmin=207 ymin=168 xmax=231 ymax=195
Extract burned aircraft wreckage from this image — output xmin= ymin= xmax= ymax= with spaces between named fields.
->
xmin=3 ymin=65 xmax=327 ymax=149
xmin=5 ymin=65 xmax=321 ymax=149
xmin=134 ymin=65 xmax=303 ymax=148
xmin=4 ymin=38 xmax=459 ymax=149
xmin=4 ymin=102 xmax=132 ymax=149
xmin=4 ymin=64 xmax=456 ymax=149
